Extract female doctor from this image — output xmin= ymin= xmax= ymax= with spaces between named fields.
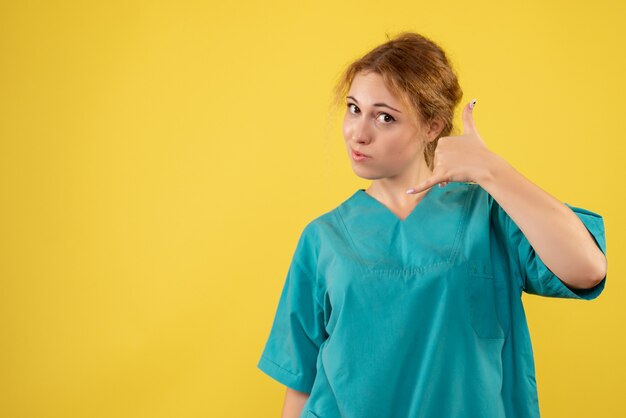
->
xmin=258 ymin=31 xmax=608 ymax=418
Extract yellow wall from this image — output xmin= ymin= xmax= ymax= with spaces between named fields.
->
xmin=1 ymin=1 xmax=624 ymax=417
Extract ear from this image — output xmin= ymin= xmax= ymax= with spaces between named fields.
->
xmin=425 ymin=116 xmax=445 ymax=142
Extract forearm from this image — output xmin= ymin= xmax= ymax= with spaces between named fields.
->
xmin=478 ymin=153 xmax=607 ymax=289
xmin=281 ymin=387 xmax=309 ymax=418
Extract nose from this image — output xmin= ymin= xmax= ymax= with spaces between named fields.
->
xmin=349 ymin=118 xmax=372 ymax=145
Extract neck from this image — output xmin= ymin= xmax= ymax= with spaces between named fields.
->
xmin=366 ymin=155 xmax=433 ymax=207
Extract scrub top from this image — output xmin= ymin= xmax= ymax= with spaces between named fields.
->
xmin=257 ymin=182 xmax=607 ymax=418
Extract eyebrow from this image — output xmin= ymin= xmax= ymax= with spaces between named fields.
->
xmin=346 ymin=96 xmax=402 ymax=113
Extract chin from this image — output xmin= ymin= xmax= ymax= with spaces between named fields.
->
xmin=351 ymin=165 xmax=384 ymax=180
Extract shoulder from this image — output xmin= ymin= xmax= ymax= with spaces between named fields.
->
xmin=435 ymin=183 xmax=499 ymax=225
xmin=455 ymin=182 xmax=495 ymax=208
xmin=300 ymin=206 xmax=341 ymax=242
xmin=296 ymin=189 xmax=363 ymax=242
xmin=438 ymin=182 xmax=492 ymax=210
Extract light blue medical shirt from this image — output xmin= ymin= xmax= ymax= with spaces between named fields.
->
xmin=257 ymin=182 xmax=607 ymax=418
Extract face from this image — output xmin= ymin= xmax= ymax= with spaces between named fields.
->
xmin=342 ymin=71 xmax=433 ymax=180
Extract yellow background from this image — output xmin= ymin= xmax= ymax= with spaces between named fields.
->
xmin=1 ymin=1 xmax=624 ymax=417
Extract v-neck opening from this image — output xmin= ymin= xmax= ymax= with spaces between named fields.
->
xmin=358 ymin=186 xmax=438 ymax=223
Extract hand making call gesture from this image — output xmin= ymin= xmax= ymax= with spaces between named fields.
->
xmin=406 ymin=99 xmax=497 ymax=194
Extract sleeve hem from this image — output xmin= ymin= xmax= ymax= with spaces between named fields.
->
xmin=257 ymin=355 xmax=314 ymax=394
xmin=541 ymin=273 xmax=606 ymax=300
xmin=538 ymin=207 xmax=606 ymax=300
xmin=524 ymin=202 xmax=607 ymax=300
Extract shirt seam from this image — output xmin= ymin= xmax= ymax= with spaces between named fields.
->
xmin=260 ymin=354 xmax=303 ymax=378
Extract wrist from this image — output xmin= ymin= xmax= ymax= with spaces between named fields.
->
xmin=477 ymin=151 xmax=509 ymax=188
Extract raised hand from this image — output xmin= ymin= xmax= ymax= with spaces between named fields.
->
xmin=406 ymin=98 xmax=495 ymax=194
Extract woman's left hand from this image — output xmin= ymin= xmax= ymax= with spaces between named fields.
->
xmin=406 ymin=99 xmax=497 ymax=194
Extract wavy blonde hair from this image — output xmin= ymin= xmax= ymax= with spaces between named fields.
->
xmin=330 ymin=32 xmax=463 ymax=170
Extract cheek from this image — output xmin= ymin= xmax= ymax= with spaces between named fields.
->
xmin=342 ymin=119 xmax=351 ymax=139
xmin=384 ymin=136 xmax=420 ymax=158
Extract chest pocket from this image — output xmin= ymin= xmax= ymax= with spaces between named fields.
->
xmin=465 ymin=269 xmax=506 ymax=339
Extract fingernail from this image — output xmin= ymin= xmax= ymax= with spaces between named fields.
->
xmin=469 ymin=98 xmax=477 ymax=109
xmin=406 ymin=188 xmax=416 ymax=194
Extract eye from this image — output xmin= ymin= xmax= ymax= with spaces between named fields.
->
xmin=377 ymin=113 xmax=395 ymax=124
xmin=346 ymin=102 xmax=396 ymax=124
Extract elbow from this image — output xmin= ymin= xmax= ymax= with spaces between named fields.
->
xmin=580 ymin=254 xmax=607 ymax=289
xmin=584 ymin=243 xmax=608 ymax=288
xmin=562 ymin=256 xmax=606 ymax=290
xmin=590 ymin=255 xmax=608 ymax=286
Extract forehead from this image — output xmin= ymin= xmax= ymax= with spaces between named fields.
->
xmin=347 ymin=72 xmax=404 ymax=107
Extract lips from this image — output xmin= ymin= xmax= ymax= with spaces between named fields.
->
xmin=352 ymin=148 xmax=371 ymax=158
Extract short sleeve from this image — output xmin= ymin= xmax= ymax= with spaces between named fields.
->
xmin=257 ymin=223 xmax=328 ymax=393
xmin=489 ymin=193 xmax=607 ymax=300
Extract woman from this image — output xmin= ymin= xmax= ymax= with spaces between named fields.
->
xmin=257 ymin=32 xmax=607 ymax=418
